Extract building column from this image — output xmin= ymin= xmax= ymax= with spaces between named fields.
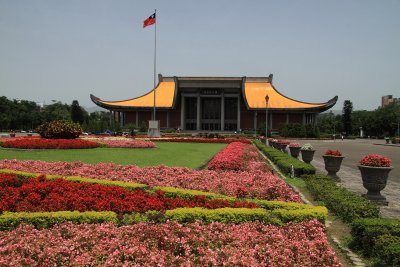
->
xmin=302 ymin=112 xmax=306 ymax=125
xmin=237 ymin=96 xmax=241 ymax=131
xmin=180 ymin=94 xmax=185 ymax=130
xmin=121 ymin=112 xmax=125 ymax=127
xmin=254 ymin=111 xmax=258 ymax=133
xmin=196 ymin=94 xmax=201 ymax=130
xmin=286 ymin=113 xmax=289 ymax=124
xmin=135 ymin=111 xmax=138 ymax=126
xmin=221 ymin=94 xmax=225 ymax=131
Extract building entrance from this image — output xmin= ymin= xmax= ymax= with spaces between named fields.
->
xmin=201 ymin=98 xmax=221 ymax=131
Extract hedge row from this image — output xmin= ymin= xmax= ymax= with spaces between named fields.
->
xmin=0 ymin=211 xmax=117 ymax=230
xmin=0 ymin=206 xmax=328 ymax=230
xmin=350 ymin=218 xmax=400 ymax=266
xmin=302 ymin=174 xmax=379 ymax=223
xmin=253 ymin=140 xmax=316 ymax=176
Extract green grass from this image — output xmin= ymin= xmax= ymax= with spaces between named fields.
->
xmin=0 ymin=142 xmax=226 ymax=169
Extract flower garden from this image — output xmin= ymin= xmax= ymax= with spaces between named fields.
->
xmin=0 ymin=134 xmax=343 ymax=266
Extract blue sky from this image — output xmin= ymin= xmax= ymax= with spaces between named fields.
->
xmin=1 ymin=0 xmax=399 ymax=110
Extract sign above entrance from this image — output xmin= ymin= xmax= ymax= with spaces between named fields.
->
xmin=201 ymin=89 xmax=220 ymax=95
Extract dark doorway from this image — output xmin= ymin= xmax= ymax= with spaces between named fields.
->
xmin=201 ymin=98 xmax=221 ymax=131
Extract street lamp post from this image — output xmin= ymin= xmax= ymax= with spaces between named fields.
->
xmin=265 ymin=95 xmax=269 ymax=144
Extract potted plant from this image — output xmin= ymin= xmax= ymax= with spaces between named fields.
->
xmin=288 ymin=143 xmax=301 ymax=158
xmin=322 ymin=149 xmax=344 ymax=181
xmin=9 ymin=131 xmax=16 ymax=138
xmin=271 ymin=139 xmax=278 ymax=148
xmin=300 ymin=143 xmax=315 ymax=164
xmin=358 ymin=154 xmax=393 ymax=204
xmin=277 ymin=140 xmax=290 ymax=152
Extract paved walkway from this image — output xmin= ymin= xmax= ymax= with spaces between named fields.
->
xmin=288 ymin=138 xmax=400 ymax=219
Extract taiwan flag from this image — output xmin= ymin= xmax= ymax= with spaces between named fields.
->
xmin=143 ymin=13 xmax=156 ymax=28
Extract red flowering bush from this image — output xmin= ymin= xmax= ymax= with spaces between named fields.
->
xmin=277 ymin=140 xmax=290 ymax=145
xmin=208 ymin=142 xmax=245 ymax=171
xmin=1 ymin=138 xmax=99 ymax=149
xmin=289 ymin=143 xmax=300 ymax=148
xmin=324 ymin=149 xmax=343 ymax=156
xmin=35 ymin=120 xmax=82 ymax=139
xmin=359 ymin=154 xmax=391 ymax=167
xmin=0 ymin=174 xmax=256 ymax=213
xmin=0 ymin=220 xmax=341 ymax=266
xmin=95 ymin=138 xmax=156 ymax=148
xmin=0 ymin=159 xmax=302 ymax=202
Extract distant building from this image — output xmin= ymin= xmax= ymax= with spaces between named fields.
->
xmin=91 ymin=74 xmax=337 ymax=132
xmin=382 ymin=95 xmax=400 ymax=108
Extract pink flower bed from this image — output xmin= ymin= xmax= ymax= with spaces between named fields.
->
xmin=0 ymin=220 xmax=341 ymax=266
xmin=98 ymin=139 xmax=156 ymax=148
xmin=0 ymin=159 xmax=301 ymax=202
xmin=208 ymin=142 xmax=245 ymax=171
xmin=134 ymin=137 xmax=252 ymax=144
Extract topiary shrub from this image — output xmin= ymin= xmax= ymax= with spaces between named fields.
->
xmin=35 ymin=120 xmax=82 ymax=139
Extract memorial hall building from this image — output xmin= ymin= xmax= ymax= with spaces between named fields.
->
xmin=90 ymin=74 xmax=337 ymax=132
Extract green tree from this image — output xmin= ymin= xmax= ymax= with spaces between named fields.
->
xmin=342 ymin=100 xmax=353 ymax=136
xmin=70 ymin=100 xmax=86 ymax=124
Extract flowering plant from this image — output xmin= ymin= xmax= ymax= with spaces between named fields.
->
xmin=301 ymin=144 xmax=314 ymax=150
xmin=1 ymin=138 xmax=99 ymax=149
xmin=277 ymin=140 xmax=290 ymax=145
xmin=289 ymin=143 xmax=300 ymax=148
xmin=359 ymin=154 xmax=391 ymax=167
xmin=324 ymin=149 xmax=342 ymax=157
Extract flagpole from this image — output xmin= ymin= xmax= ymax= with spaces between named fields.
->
xmin=153 ymin=9 xmax=157 ymax=120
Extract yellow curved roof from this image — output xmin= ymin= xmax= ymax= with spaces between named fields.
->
xmin=244 ymin=82 xmax=326 ymax=109
xmin=96 ymin=81 xmax=175 ymax=108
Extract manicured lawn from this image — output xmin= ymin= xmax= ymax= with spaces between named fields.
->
xmin=0 ymin=142 xmax=226 ymax=169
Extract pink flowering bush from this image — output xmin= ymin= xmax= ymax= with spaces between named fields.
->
xmin=359 ymin=154 xmax=391 ymax=167
xmin=98 ymin=139 xmax=156 ymax=148
xmin=277 ymin=140 xmax=290 ymax=145
xmin=289 ymin=143 xmax=301 ymax=148
xmin=138 ymin=137 xmax=252 ymax=144
xmin=324 ymin=149 xmax=343 ymax=157
xmin=0 ymin=220 xmax=341 ymax=266
xmin=208 ymin=142 xmax=245 ymax=171
xmin=0 ymin=159 xmax=301 ymax=202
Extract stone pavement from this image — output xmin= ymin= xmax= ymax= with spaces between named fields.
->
xmin=289 ymin=138 xmax=400 ymax=219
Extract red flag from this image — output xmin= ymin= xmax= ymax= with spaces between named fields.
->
xmin=143 ymin=13 xmax=156 ymax=28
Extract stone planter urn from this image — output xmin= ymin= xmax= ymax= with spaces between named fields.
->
xmin=301 ymin=149 xmax=315 ymax=164
xmin=358 ymin=165 xmax=393 ymax=205
xmin=289 ymin=147 xmax=301 ymax=158
xmin=323 ymin=155 xmax=344 ymax=181
xmin=9 ymin=133 xmax=16 ymax=138
xmin=280 ymin=144 xmax=288 ymax=153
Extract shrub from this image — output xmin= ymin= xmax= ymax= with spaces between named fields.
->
xmin=164 ymin=207 xmax=281 ymax=224
xmin=350 ymin=218 xmax=400 ymax=256
xmin=324 ymin=149 xmax=342 ymax=156
xmin=373 ymin=234 xmax=400 ymax=267
xmin=271 ymin=206 xmax=328 ymax=223
xmin=302 ymin=175 xmax=380 ymax=223
xmin=254 ymin=140 xmax=316 ymax=176
xmin=0 ymin=211 xmax=117 ymax=230
xmin=35 ymin=120 xmax=82 ymax=139
xmin=359 ymin=154 xmax=391 ymax=167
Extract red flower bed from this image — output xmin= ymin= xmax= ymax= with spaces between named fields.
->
xmin=0 ymin=174 xmax=256 ymax=213
xmin=1 ymin=138 xmax=99 ymax=149
xmin=208 ymin=142 xmax=245 ymax=171
xmin=359 ymin=154 xmax=391 ymax=167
